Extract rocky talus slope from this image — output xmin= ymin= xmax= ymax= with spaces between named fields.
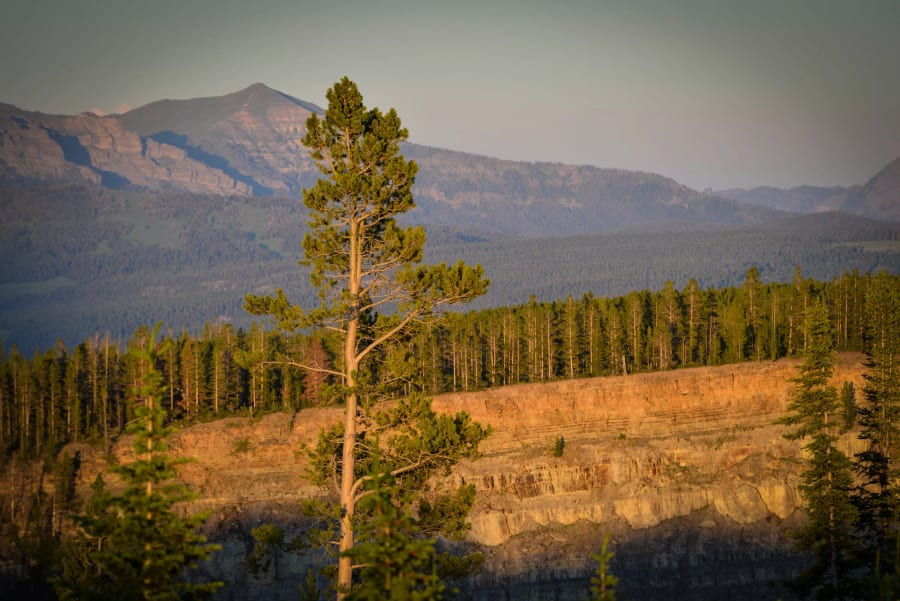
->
xmin=48 ymin=354 xmax=870 ymax=599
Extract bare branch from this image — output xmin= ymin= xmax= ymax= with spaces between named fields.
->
xmin=356 ymin=311 xmax=421 ymax=365
xmin=262 ymin=359 xmax=345 ymax=380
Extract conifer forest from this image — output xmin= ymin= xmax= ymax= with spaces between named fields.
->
xmin=3 ymin=267 xmax=899 ymax=600
xmin=2 ymin=269 xmax=895 ymax=462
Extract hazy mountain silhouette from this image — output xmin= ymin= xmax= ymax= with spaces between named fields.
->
xmin=717 ymin=157 xmax=899 ymax=222
xmin=2 ymin=83 xmax=797 ymax=237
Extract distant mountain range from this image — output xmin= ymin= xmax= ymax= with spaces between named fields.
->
xmin=1 ymin=83 xmax=899 ymax=352
xmin=5 ymin=82 xmax=895 ymax=236
xmin=717 ymin=157 xmax=900 ymax=222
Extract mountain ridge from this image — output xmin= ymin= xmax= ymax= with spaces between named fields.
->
xmin=2 ymin=82 xmax=897 ymax=227
xmin=1 ymin=83 xmax=797 ymax=237
xmin=717 ymin=156 xmax=899 ymax=222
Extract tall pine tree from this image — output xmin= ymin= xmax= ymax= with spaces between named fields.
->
xmin=778 ymin=299 xmax=858 ymax=600
xmin=244 ymin=77 xmax=488 ymax=598
xmin=54 ymin=323 xmax=221 ymax=601
xmin=854 ymin=271 xmax=900 ymax=596
xmin=588 ymin=534 xmax=618 ymax=601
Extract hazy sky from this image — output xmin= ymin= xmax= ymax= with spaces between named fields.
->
xmin=2 ymin=0 xmax=898 ymax=190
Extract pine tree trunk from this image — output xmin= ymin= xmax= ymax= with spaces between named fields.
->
xmin=337 ymin=386 xmax=357 ymax=599
xmin=337 ymin=220 xmax=362 ymax=600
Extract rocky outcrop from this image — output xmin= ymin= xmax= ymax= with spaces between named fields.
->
xmin=44 ymin=353 xmax=866 ymax=600
xmin=429 ymin=355 xmax=868 ymax=549
xmin=118 ymin=82 xmax=323 ymax=195
xmin=0 ymin=106 xmax=99 ymax=183
xmin=0 ymin=104 xmax=252 ymax=195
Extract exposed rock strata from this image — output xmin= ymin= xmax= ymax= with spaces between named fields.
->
xmin=0 ymin=105 xmax=252 ymax=194
xmin=25 ymin=354 xmax=868 ymax=599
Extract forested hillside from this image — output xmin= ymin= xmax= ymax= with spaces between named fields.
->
xmin=2 ymin=270 xmax=895 ymax=461
xmin=0 ymin=185 xmax=314 ymax=352
xmin=2 ymin=185 xmax=898 ymax=354
xmin=427 ymin=211 xmax=900 ymax=304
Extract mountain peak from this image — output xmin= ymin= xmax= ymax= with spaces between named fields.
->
xmin=209 ymin=82 xmax=324 ymax=116
xmin=227 ymin=82 xmax=281 ymax=103
xmin=244 ymin=82 xmax=271 ymax=92
xmin=118 ymin=81 xmax=322 ymax=140
xmin=843 ymin=156 xmax=900 ymax=222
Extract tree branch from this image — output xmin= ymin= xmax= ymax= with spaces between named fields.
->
xmin=356 ymin=311 xmax=421 ymax=365
xmin=263 ymin=359 xmax=344 ymax=380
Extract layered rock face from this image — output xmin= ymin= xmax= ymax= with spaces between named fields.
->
xmin=119 ymin=83 xmax=323 ymax=194
xmin=429 ymin=354 xmax=866 ymax=600
xmin=64 ymin=354 xmax=866 ymax=600
xmin=0 ymin=104 xmax=252 ymax=194
xmin=434 ymin=356 xmax=866 ymax=544
xmin=0 ymin=107 xmax=99 ymax=183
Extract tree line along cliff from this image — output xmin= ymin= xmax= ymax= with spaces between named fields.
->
xmin=1 ymin=269 xmax=896 ymax=462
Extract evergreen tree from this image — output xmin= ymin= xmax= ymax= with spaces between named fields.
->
xmin=480 ymin=309 xmax=504 ymax=387
xmin=719 ymin=288 xmax=746 ymax=364
xmin=581 ymin=293 xmax=603 ymax=377
xmin=743 ymin=266 xmax=765 ymax=361
xmin=55 ymin=474 xmax=117 ymax=600
xmin=682 ymin=278 xmax=703 ymax=366
xmin=777 ymin=299 xmax=858 ymax=600
xmin=854 ymin=271 xmax=900 ymax=595
xmin=659 ymin=280 xmax=682 ymax=367
xmin=54 ymin=323 xmax=221 ymax=601
xmin=53 ymin=449 xmax=78 ymax=533
xmin=244 ymin=77 xmax=488 ymax=598
xmin=560 ymin=295 xmax=581 ymax=379
xmin=589 ymin=534 xmax=618 ymax=601
xmin=179 ymin=331 xmax=203 ymax=419
xmin=704 ymin=289 xmax=722 ymax=366
xmin=788 ymin=267 xmax=811 ymax=356
xmin=624 ymin=291 xmax=646 ymax=371
xmin=840 ymin=382 xmax=856 ymax=433
xmin=65 ymin=342 xmax=89 ymax=444
xmin=305 ymin=393 xmax=488 ymax=597
xmin=344 ymin=467 xmax=445 ymax=601
xmin=604 ymin=298 xmax=625 ymax=376
xmin=302 ymin=335 xmax=333 ymax=406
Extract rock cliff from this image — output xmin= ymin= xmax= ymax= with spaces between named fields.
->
xmin=41 ymin=353 xmax=865 ymax=600
xmin=0 ymin=104 xmax=252 ymax=194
